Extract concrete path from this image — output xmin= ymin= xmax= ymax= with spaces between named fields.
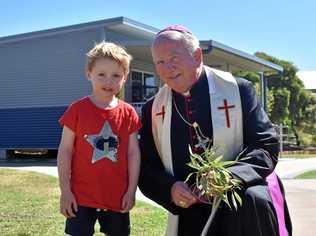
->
xmin=281 ymin=179 xmax=316 ymax=236
xmin=275 ymin=157 xmax=316 ymax=179
xmin=1 ymin=157 xmax=316 ymax=235
xmin=273 ymin=158 xmax=316 ymax=236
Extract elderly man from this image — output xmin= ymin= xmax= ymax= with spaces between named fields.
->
xmin=138 ymin=25 xmax=291 ymax=236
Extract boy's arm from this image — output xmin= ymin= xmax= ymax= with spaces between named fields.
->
xmin=121 ymin=132 xmax=141 ymax=212
xmin=57 ymin=125 xmax=77 ymax=217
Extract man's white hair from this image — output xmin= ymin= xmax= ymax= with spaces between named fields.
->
xmin=152 ymin=30 xmax=200 ymax=56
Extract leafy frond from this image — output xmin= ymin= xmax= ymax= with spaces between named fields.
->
xmin=185 ymin=145 xmax=245 ymax=210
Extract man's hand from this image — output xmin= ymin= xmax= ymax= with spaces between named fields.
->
xmin=171 ymin=181 xmax=197 ymax=208
xmin=60 ymin=189 xmax=78 ymax=218
xmin=121 ymin=190 xmax=135 ymax=213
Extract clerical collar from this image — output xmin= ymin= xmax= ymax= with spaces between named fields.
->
xmin=175 ymin=68 xmax=208 ymax=98
xmin=182 ymin=91 xmax=191 ymax=96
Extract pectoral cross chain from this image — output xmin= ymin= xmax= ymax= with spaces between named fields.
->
xmin=192 ymin=122 xmax=211 ymax=151
xmin=173 ymin=98 xmax=211 ymax=152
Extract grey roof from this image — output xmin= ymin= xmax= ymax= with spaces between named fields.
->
xmin=0 ymin=17 xmax=159 ymax=44
xmin=201 ymin=40 xmax=283 ymax=73
xmin=0 ymin=16 xmax=282 ymax=73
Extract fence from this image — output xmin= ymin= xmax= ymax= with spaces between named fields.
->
xmin=274 ymin=124 xmax=298 ymax=157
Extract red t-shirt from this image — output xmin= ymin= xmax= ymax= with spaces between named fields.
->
xmin=59 ymin=96 xmax=141 ymax=211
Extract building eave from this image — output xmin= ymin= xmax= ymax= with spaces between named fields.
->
xmin=0 ymin=16 xmax=159 ymax=44
xmin=200 ymin=40 xmax=283 ymax=74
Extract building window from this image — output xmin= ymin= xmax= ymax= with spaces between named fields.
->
xmin=131 ymin=71 xmax=143 ymax=102
xmin=131 ymin=71 xmax=158 ymax=102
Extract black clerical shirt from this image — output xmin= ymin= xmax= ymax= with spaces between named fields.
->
xmin=171 ymin=69 xmax=213 ymax=181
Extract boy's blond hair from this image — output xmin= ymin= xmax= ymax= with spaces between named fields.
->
xmin=86 ymin=41 xmax=132 ymax=75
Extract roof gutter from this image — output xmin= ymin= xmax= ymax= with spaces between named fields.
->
xmin=200 ymin=39 xmax=283 ymax=73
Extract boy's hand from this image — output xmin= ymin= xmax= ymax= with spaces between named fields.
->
xmin=121 ymin=190 xmax=135 ymax=213
xmin=60 ymin=190 xmax=78 ymax=218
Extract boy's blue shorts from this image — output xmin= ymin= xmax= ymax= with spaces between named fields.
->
xmin=65 ymin=205 xmax=130 ymax=236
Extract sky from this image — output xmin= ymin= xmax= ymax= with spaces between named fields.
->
xmin=1 ymin=0 xmax=316 ymax=74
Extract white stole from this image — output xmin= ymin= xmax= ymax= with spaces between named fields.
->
xmin=151 ymin=66 xmax=243 ymax=236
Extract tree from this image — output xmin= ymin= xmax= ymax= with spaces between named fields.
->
xmin=255 ymin=52 xmax=316 ymax=147
xmin=233 ymin=71 xmax=261 ymax=98
xmin=269 ymin=88 xmax=290 ymax=124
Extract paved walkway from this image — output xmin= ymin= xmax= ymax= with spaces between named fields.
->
xmin=1 ymin=157 xmax=316 ymax=235
xmin=274 ymin=158 xmax=316 ymax=236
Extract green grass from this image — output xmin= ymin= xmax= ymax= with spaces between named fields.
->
xmin=295 ymin=170 xmax=316 ymax=179
xmin=0 ymin=169 xmax=167 ymax=236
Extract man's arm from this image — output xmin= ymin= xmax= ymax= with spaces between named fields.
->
xmin=229 ymin=79 xmax=279 ymax=187
xmin=138 ymin=100 xmax=180 ymax=213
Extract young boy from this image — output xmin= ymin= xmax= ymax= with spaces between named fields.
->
xmin=57 ymin=41 xmax=141 ymax=236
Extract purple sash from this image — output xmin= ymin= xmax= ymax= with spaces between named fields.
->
xmin=266 ymin=171 xmax=288 ymax=236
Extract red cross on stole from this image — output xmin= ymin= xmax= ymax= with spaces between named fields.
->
xmin=217 ymin=99 xmax=235 ymax=128
xmin=156 ymin=105 xmax=165 ymax=120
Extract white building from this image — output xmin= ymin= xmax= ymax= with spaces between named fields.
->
xmin=297 ymin=71 xmax=316 ymax=93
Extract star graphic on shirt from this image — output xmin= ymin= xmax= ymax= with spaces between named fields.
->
xmin=84 ymin=121 xmax=118 ymax=163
